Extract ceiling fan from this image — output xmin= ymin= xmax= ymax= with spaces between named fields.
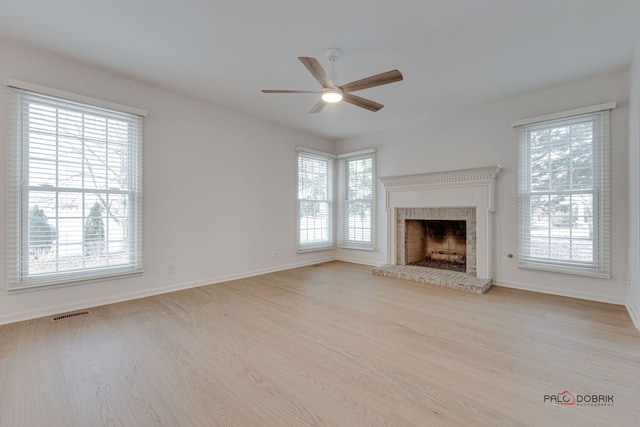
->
xmin=262 ymin=48 xmax=403 ymax=113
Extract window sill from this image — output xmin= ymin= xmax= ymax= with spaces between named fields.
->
xmin=517 ymin=261 xmax=610 ymax=279
xmin=338 ymin=244 xmax=375 ymax=251
xmin=6 ymin=269 xmax=144 ymax=294
xmin=296 ymin=245 xmax=336 ymax=254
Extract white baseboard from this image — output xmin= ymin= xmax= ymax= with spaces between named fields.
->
xmin=494 ymin=278 xmax=626 ymax=306
xmin=0 ymin=257 xmax=336 ymax=326
xmin=627 ymin=304 xmax=640 ymax=331
xmin=335 ymin=256 xmax=383 ymax=267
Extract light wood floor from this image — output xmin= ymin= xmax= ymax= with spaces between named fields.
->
xmin=1 ymin=261 xmax=639 ymax=427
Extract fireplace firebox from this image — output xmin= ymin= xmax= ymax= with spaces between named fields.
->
xmin=395 ymin=207 xmax=477 ymax=276
xmin=405 ymin=219 xmax=467 ymax=272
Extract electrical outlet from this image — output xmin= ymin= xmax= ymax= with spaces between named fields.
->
xmin=168 ymin=264 xmax=176 ymax=274
xmin=628 ymin=276 xmax=632 ymax=287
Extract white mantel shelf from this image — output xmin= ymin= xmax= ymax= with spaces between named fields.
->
xmin=380 ymin=165 xmax=502 ymax=281
xmin=380 ymin=166 xmax=503 ymax=189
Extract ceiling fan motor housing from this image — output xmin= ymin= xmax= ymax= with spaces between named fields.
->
xmin=324 ymin=47 xmax=342 ymax=62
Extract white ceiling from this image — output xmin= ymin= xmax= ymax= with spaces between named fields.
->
xmin=1 ymin=0 xmax=640 ymax=140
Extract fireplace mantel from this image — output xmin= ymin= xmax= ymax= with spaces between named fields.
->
xmin=380 ymin=166 xmax=502 ymax=203
xmin=380 ymin=166 xmax=502 ymax=280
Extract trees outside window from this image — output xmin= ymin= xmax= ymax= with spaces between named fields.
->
xmin=28 ymin=205 xmax=55 ymax=259
xmin=84 ymin=202 xmax=105 ymax=257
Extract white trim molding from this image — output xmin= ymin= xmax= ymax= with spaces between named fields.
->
xmin=5 ymin=78 xmax=148 ymax=117
xmin=380 ymin=166 xmax=502 ymax=193
xmin=628 ymin=304 xmax=640 ymax=331
xmin=337 ymin=148 xmax=376 ymax=158
xmin=495 ymin=279 xmax=625 ymax=306
xmin=511 ymin=102 xmax=615 ymax=127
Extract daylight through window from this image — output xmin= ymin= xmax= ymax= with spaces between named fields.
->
xmin=339 ymin=149 xmax=376 ymax=250
xmin=297 ymin=148 xmax=335 ymax=251
xmin=6 ymin=83 xmax=144 ymax=289
xmin=517 ymin=109 xmax=611 ymax=277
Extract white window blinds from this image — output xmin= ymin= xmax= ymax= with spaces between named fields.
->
xmin=296 ymin=148 xmax=335 ymax=251
xmin=339 ymin=149 xmax=376 ymax=250
xmin=516 ymin=108 xmax=611 ymax=278
xmin=6 ymin=82 xmax=145 ymax=290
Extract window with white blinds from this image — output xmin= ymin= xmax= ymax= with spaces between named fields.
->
xmin=297 ymin=148 xmax=335 ymax=251
xmin=339 ymin=149 xmax=376 ymax=250
xmin=6 ymin=81 xmax=145 ymax=290
xmin=516 ymin=107 xmax=611 ymax=278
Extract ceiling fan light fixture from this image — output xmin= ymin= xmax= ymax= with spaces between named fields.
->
xmin=322 ymin=89 xmax=342 ymax=104
xmin=322 ymin=92 xmax=343 ymax=103
xmin=321 ymin=88 xmax=343 ymax=103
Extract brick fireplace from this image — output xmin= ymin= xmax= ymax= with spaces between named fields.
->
xmin=374 ymin=166 xmax=501 ymax=293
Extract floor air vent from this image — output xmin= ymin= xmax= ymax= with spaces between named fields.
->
xmin=50 ymin=310 xmax=92 ymax=322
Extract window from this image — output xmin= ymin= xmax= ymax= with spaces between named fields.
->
xmin=339 ymin=149 xmax=376 ymax=250
xmin=6 ymin=81 xmax=145 ymax=289
xmin=516 ymin=106 xmax=612 ymax=278
xmin=296 ymin=148 xmax=335 ymax=251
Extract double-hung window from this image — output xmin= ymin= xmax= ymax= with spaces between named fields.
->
xmin=338 ymin=149 xmax=376 ymax=250
xmin=296 ymin=147 xmax=335 ymax=251
xmin=516 ymin=104 xmax=612 ymax=278
xmin=6 ymin=80 xmax=145 ymax=290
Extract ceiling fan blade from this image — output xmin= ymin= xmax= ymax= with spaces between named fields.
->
xmin=298 ymin=57 xmax=334 ymax=89
xmin=339 ymin=70 xmax=403 ymax=93
xmin=342 ymin=93 xmax=384 ymax=112
xmin=308 ymin=99 xmax=326 ymax=114
xmin=262 ymin=90 xmax=321 ymax=94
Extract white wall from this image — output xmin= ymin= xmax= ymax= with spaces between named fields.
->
xmin=0 ymin=42 xmax=335 ymax=324
xmin=628 ymin=39 xmax=640 ymax=329
xmin=337 ymin=71 xmax=630 ymax=305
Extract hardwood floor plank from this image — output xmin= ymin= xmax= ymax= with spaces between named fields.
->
xmin=1 ymin=261 xmax=638 ymax=427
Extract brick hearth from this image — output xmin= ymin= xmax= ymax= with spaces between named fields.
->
xmin=372 ymin=264 xmax=492 ymax=294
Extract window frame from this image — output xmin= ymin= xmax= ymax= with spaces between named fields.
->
xmin=515 ymin=106 xmax=612 ymax=278
xmin=338 ymin=149 xmax=376 ymax=251
xmin=6 ymin=80 xmax=145 ymax=291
